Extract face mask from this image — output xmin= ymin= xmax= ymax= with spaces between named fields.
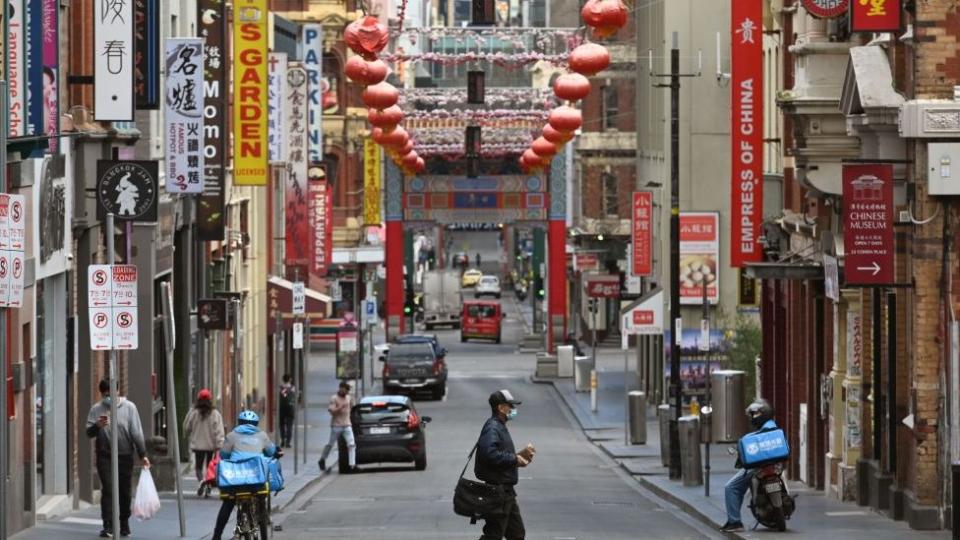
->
xmin=507 ymin=408 xmax=518 ymax=420
xmin=102 ymin=396 xmax=112 ymax=407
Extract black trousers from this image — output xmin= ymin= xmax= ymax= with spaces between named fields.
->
xmin=96 ymin=454 xmax=134 ymax=529
xmin=194 ymin=450 xmax=216 ymax=482
xmin=280 ymin=413 xmax=294 ymax=447
xmin=480 ymin=490 xmax=525 ymax=540
xmin=212 ymin=499 xmax=236 ymax=539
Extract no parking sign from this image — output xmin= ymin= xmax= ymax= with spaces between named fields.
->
xmin=87 ymin=264 xmax=139 ymax=350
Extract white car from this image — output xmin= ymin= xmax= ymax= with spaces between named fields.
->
xmin=474 ymin=276 xmax=502 ymax=299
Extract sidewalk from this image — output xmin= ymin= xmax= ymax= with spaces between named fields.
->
xmin=537 ymin=349 xmax=951 ymax=540
xmin=12 ymin=350 xmax=346 ymax=540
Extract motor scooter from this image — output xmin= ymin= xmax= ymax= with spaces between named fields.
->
xmin=729 ymin=449 xmax=796 ymax=531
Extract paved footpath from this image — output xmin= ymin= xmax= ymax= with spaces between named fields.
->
xmin=538 ymin=347 xmax=951 ymax=540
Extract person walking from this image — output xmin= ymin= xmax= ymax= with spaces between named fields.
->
xmin=278 ymin=374 xmax=297 ymax=448
xmin=183 ymin=388 xmax=225 ymax=498
xmin=474 ymin=389 xmax=535 ymax=540
xmin=476 ymin=252 xmax=482 ymax=268
xmin=318 ymin=381 xmax=356 ymax=472
xmin=85 ymin=379 xmax=150 ymax=538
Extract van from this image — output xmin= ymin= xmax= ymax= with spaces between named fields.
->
xmin=460 ymin=300 xmax=503 ymax=344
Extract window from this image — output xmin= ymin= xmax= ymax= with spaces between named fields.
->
xmin=602 ymin=172 xmax=618 ymax=217
xmin=602 ymin=86 xmax=619 ymax=131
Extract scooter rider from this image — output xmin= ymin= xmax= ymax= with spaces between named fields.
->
xmin=212 ymin=411 xmax=282 ymax=540
xmin=720 ymin=399 xmax=777 ymax=532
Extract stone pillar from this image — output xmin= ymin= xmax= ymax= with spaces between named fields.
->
xmin=384 ymin=161 xmax=404 ymax=338
xmin=548 ymin=151 xmax=569 ymax=353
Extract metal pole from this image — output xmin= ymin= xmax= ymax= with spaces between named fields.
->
xmin=303 ymin=316 xmax=309 ymax=467
xmin=274 ymin=305 xmax=282 ymax=447
xmin=872 ymin=287 xmax=882 ymax=462
xmin=160 ymin=282 xmax=186 ymax=536
xmin=0 ymin=78 xmax=8 ymax=540
xmin=887 ymin=291 xmax=896 ymax=474
xmin=624 ymin=346 xmax=629 ymax=446
xmin=106 ymin=214 xmax=121 ymax=539
xmin=233 ymin=298 xmax=242 ymax=419
xmin=702 ymin=279 xmax=710 ymax=497
xmin=667 ymin=32 xmax=683 ymax=481
xmin=293 ymin=269 xmax=300 ymax=476
xmin=591 ymin=304 xmax=597 ymax=368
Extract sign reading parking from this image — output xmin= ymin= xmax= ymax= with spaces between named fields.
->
xmin=88 ymin=264 xmax=140 ymax=350
xmin=0 ymin=194 xmax=26 ymax=308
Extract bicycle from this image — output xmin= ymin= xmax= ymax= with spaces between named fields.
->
xmin=221 ymin=483 xmax=272 ymax=540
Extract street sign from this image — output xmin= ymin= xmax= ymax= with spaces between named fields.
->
xmin=842 ymin=163 xmax=894 ymax=285
xmin=330 ymin=280 xmax=342 ymax=302
xmin=632 ymin=191 xmax=653 ymax=276
xmin=363 ymin=298 xmax=378 ymax=326
xmin=292 ymin=281 xmax=305 ymax=315
xmin=0 ymin=194 xmax=8 ymax=250
xmin=198 ymin=298 xmax=229 ymax=330
xmin=0 ymin=194 xmax=26 ymax=308
xmin=0 ymin=252 xmax=9 ymax=306
xmin=8 ymin=252 xmax=24 ymax=308
xmin=87 ymin=264 xmax=139 ymax=350
xmin=292 ymin=322 xmax=304 ymax=350
xmin=621 ymin=289 xmax=664 ymax=336
xmin=8 ymin=195 xmax=25 ymax=251
xmin=585 ymin=274 xmax=621 ymax=298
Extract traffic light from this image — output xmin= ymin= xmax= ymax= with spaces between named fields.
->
xmin=534 ymin=277 xmax=545 ymax=299
xmin=404 ymin=290 xmax=415 ymax=315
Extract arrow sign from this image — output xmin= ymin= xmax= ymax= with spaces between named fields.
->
xmin=856 ymin=262 xmax=881 ymax=276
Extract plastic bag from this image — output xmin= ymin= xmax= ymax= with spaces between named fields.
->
xmin=132 ymin=468 xmax=161 ymax=521
xmin=205 ymin=453 xmax=221 ymax=485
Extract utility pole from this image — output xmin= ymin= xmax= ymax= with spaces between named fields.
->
xmin=106 ymin=215 xmax=121 ymax=539
xmin=0 ymin=79 xmax=8 ymax=540
xmin=650 ymin=32 xmax=701 ymax=480
xmin=701 ymin=278 xmax=711 ymax=497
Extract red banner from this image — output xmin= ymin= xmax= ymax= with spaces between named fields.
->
xmin=632 ymin=191 xmax=653 ymax=276
xmin=730 ymin=0 xmax=764 ymax=267
xmin=851 ymin=0 xmax=900 ymax=32
xmin=309 ymin=179 xmax=331 ymax=276
xmin=285 ymin=172 xmax=311 ymax=267
xmin=842 ymin=163 xmax=894 ymax=285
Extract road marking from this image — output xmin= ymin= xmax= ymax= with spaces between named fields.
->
xmin=825 ymin=511 xmax=868 ymax=516
xmin=60 ymin=517 xmax=102 ymax=526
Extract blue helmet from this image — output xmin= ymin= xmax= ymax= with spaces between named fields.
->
xmin=238 ymin=410 xmax=260 ymax=425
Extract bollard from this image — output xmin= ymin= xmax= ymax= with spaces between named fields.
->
xmin=628 ymin=391 xmax=647 ymax=444
xmin=590 ymin=370 xmax=598 ymax=412
xmin=574 ymin=356 xmax=591 ymax=392
xmin=659 ymin=404 xmax=672 ymax=467
xmin=953 ymin=462 xmax=960 ymax=539
xmin=679 ymin=415 xmax=703 ymax=486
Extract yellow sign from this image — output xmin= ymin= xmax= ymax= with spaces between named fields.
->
xmin=363 ymin=139 xmax=382 ymax=225
xmin=233 ymin=0 xmax=268 ymax=185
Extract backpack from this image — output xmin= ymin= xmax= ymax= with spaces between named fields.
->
xmin=280 ymin=386 xmax=296 ymax=415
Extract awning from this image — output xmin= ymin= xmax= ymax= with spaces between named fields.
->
xmin=332 ymin=246 xmax=385 ymax=264
xmin=267 ymin=276 xmax=332 ymax=333
xmin=745 ymin=262 xmax=824 ymax=281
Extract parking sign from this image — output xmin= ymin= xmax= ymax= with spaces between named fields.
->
xmin=88 ymin=264 xmax=139 ymax=350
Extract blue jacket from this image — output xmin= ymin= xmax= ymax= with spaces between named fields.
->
xmin=475 ymin=416 xmax=518 ymax=485
xmin=220 ymin=424 xmax=278 ymax=461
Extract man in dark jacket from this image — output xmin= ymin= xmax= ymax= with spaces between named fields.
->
xmin=475 ymin=389 xmax=536 ymax=540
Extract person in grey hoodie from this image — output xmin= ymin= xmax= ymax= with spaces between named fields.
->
xmin=85 ymin=379 xmax=150 ymax=538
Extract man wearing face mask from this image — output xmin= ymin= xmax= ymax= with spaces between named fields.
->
xmin=475 ymin=389 xmax=535 ymax=540
xmin=85 ymin=379 xmax=150 ymax=538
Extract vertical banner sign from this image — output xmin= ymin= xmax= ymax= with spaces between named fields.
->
xmin=730 ymin=0 xmax=763 ymax=267
xmin=134 ymin=0 xmax=160 ymax=109
xmin=679 ymin=212 xmax=720 ymax=305
xmin=842 ymin=163 xmax=894 ymax=285
xmin=42 ymin=0 xmax=59 ymax=149
xmin=233 ymin=0 xmax=268 ymax=186
xmin=198 ymin=0 xmax=227 ymax=240
xmin=632 ymin=191 xmax=653 ymax=276
xmin=851 ymin=0 xmax=900 ymax=32
xmin=309 ymin=179 xmax=330 ymax=276
xmin=27 ymin=0 xmax=43 ymax=136
xmin=302 ymin=24 xmax=324 ymax=163
xmin=87 ymin=264 xmax=139 ymax=350
xmin=94 ymin=0 xmax=134 ymax=121
xmin=9 ymin=0 xmax=26 ymax=136
xmin=267 ymin=52 xmax=287 ymax=163
xmin=164 ymin=38 xmax=205 ymax=193
xmin=363 ymin=139 xmax=381 ymax=225
xmin=285 ymin=65 xmax=310 ymax=266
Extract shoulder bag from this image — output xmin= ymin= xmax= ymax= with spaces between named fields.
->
xmin=453 ymin=444 xmax=507 ymax=523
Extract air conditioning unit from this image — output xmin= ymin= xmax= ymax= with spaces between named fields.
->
xmin=928 ymin=142 xmax=960 ymax=195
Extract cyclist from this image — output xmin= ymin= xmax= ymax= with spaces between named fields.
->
xmin=212 ymin=410 xmax=282 ymax=540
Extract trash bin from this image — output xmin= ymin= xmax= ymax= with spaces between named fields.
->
xmin=678 ymin=415 xmax=703 ymax=487
xmin=658 ymin=404 xmax=673 ymax=467
xmin=628 ymin=391 xmax=647 ymax=445
xmin=557 ymin=345 xmax=574 ymax=378
xmin=574 ymin=356 xmax=592 ymax=392
xmin=711 ymin=370 xmax=747 ymax=443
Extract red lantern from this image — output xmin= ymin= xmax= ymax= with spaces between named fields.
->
xmin=522 ymin=149 xmax=548 ymax=169
xmin=569 ymin=43 xmax=611 ymax=76
xmin=548 ymin=106 xmax=583 ymax=133
xmin=402 ymin=151 xmax=420 ymax=167
xmin=531 ymin=137 xmax=558 ymax=158
xmin=379 ymin=126 xmax=409 ymax=148
xmin=581 ymin=0 xmax=628 ymax=38
xmin=542 ymin=124 xmax=572 ymax=144
xmin=344 ymin=16 xmax=389 ymax=59
xmin=368 ymin=106 xmax=404 ymax=130
xmin=400 ymin=139 xmax=414 ymax=155
xmin=414 ymin=157 xmax=426 ymax=173
xmin=362 ymin=82 xmax=399 ymax=110
xmin=553 ymin=73 xmax=592 ymax=102
xmin=345 ymin=56 xmax=388 ymax=86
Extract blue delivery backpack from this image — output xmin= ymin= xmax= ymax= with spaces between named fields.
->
xmin=217 ymin=455 xmax=268 ymax=491
xmin=738 ymin=422 xmax=790 ymax=468
xmin=266 ymin=457 xmax=284 ymax=492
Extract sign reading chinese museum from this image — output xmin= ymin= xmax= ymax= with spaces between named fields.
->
xmin=164 ymin=38 xmax=205 ymax=193
xmin=198 ymin=0 xmax=227 ymax=240
xmin=94 ymin=0 xmax=135 ymax=121
xmin=233 ymin=0 xmax=268 ymax=185
xmin=851 ymin=0 xmax=900 ymax=33
xmin=285 ymin=64 xmax=311 ymax=267
xmin=680 ymin=212 xmax=720 ymax=305
xmin=632 ymin=191 xmax=653 ymax=276
xmin=842 ymin=163 xmax=894 ymax=285
xmin=730 ymin=0 xmax=763 ymax=267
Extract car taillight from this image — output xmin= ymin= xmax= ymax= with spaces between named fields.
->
xmin=407 ymin=411 xmax=420 ymax=430
xmin=383 ymin=364 xmax=390 ymax=377
xmin=432 ymin=359 xmax=441 ymax=375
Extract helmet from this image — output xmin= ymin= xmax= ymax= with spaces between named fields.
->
xmin=238 ymin=410 xmax=260 ymax=425
xmin=745 ymin=399 xmax=774 ymax=430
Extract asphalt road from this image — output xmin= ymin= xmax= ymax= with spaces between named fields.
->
xmin=275 ymin=297 xmax=720 ymax=540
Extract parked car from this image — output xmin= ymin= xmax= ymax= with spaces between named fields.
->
xmin=338 ymin=395 xmax=431 ymax=473
xmin=461 ymin=300 xmax=503 ymax=344
xmin=381 ymin=342 xmax=446 ymax=399
xmin=461 ymin=269 xmax=483 ymax=288
xmin=474 ymin=275 xmax=502 ymax=299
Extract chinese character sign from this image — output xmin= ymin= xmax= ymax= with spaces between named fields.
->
xmin=851 ymin=0 xmax=900 ymax=32
xmin=233 ymin=0 xmax=268 ymax=185
xmin=268 ymin=52 xmax=287 ymax=163
xmin=94 ymin=0 xmax=135 ymax=121
xmin=198 ymin=0 xmax=227 ymax=239
xmin=842 ymin=163 xmax=894 ymax=285
xmin=302 ymin=24 xmax=324 ymax=162
xmin=363 ymin=138 xmax=381 ymax=225
xmin=632 ymin=191 xmax=653 ymax=276
xmin=730 ymin=0 xmax=763 ymax=267
xmin=679 ymin=212 xmax=720 ymax=305
xmin=285 ymin=64 xmax=311 ymax=267
xmin=164 ymin=38 xmax=205 ymax=193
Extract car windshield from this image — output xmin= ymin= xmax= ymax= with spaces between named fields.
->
xmin=387 ymin=343 xmax=434 ymax=362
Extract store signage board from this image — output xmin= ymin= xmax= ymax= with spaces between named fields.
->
xmin=632 ymin=191 xmax=653 ymax=276
xmin=680 ymin=212 xmax=720 ymax=305
xmin=585 ymin=274 xmax=620 ymax=298
xmin=94 ymin=0 xmax=135 ymax=121
xmin=87 ymin=264 xmax=139 ymax=350
xmin=802 ymin=0 xmax=849 ymax=18
xmin=232 ymin=0 xmax=268 ymax=185
xmin=851 ymin=0 xmax=900 ymax=32
xmin=842 ymin=163 xmax=894 ymax=286
xmin=164 ymin=38 xmax=205 ymax=193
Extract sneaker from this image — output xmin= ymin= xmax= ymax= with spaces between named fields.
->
xmin=720 ymin=520 xmax=744 ymax=532
xmin=120 ymin=524 xmax=131 ymax=537
xmin=99 ymin=529 xmax=113 ymax=538
xmin=197 ymin=484 xmax=206 ymax=497
xmin=318 ymin=458 xmax=326 ymax=471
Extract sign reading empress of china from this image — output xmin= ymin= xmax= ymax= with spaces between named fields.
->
xmin=164 ymin=38 xmax=205 ymax=193
xmin=233 ymin=0 xmax=268 ymax=185
xmin=94 ymin=0 xmax=134 ymax=121
xmin=842 ymin=163 xmax=894 ymax=285
xmin=730 ymin=0 xmax=763 ymax=267
xmin=97 ymin=160 xmax=159 ymax=222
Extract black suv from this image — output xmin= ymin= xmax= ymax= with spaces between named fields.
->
xmin=381 ymin=341 xmax=446 ymax=400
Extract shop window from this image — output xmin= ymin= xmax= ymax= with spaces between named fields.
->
xmin=602 ymin=172 xmax=618 ymax=217
xmin=602 ymin=85 xmax=619 ymax=131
